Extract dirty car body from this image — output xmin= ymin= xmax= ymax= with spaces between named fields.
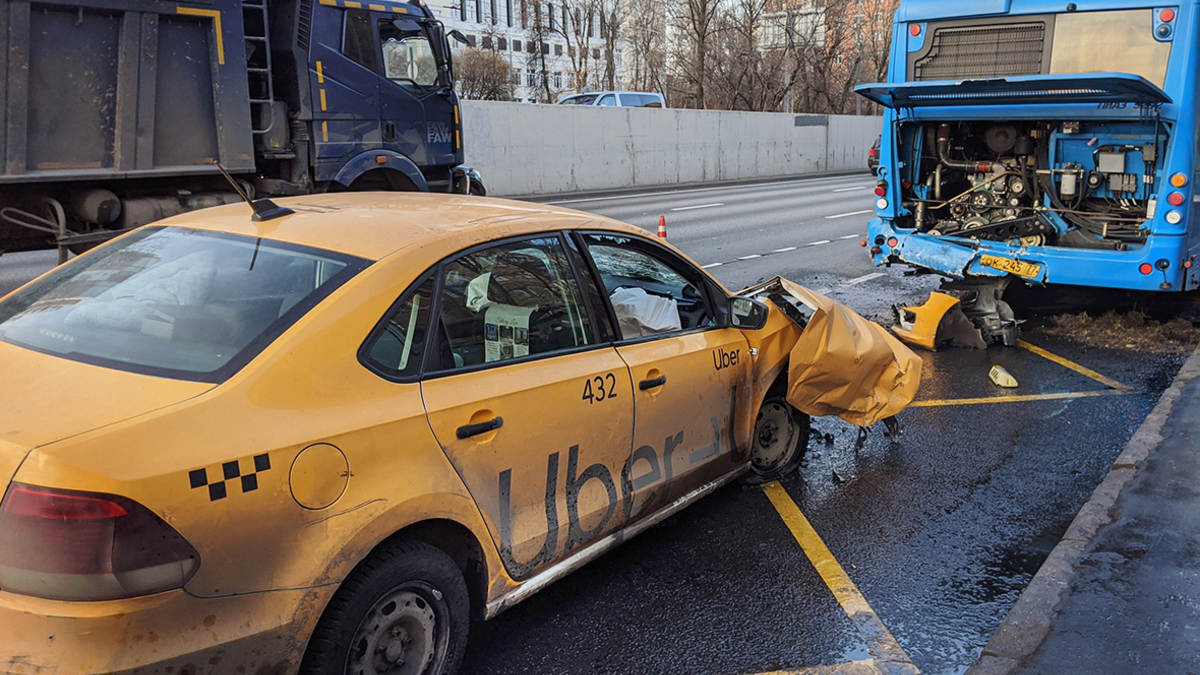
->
xmin=0 ymin=193 xmax=916 ymax=674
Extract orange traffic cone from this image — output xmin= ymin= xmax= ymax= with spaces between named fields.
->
xmin=657 ymin=215 xmax=667 ymax=239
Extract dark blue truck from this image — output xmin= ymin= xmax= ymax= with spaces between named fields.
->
xmin=0 ymin=0 xmax=483 ymax=256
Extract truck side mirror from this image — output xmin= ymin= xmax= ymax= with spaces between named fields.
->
xmin=729 ymin=297 xmax=770 ymax=331
xmin=391 ymin=17 xmax=421 ymax=32
xmin=448 ymin=29 xmax=470 ymax=45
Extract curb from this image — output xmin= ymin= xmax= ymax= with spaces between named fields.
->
xmin=964 ymin=343 xmax=1200 ymax=675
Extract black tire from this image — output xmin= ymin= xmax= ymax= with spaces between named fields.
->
xmin=741 ymin=398 xmax=810 ymax=484
xmin=300 ymin=540 xmax=470 ymax=675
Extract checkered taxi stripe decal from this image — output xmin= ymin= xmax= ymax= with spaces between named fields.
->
xmin=189 ymin=454 xmax=272 ymax=502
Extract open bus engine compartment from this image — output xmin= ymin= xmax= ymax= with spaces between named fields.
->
xmin=899 ymin=119 xmax=1167 ymax=251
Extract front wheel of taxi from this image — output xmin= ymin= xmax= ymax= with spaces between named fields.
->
xmin=745 ymin=398 xmax=810 ymax=483
xmin=301 ymin=540 xmax=470 ymax=675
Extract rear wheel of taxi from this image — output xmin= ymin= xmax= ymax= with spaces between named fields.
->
xmin=746 ymin=398 xmax=809 ymax=482
xmin=302 ymin=540 xmax=470 ymax=675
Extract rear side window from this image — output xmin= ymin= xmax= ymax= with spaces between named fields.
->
xmin=362 ymin=278 xmax=434 ymax=378
xmin=620 ymin=93 xmax=663 ymax=108
xmin=432 ymin=237 xmax=593 ymax=371
xmin=0 ymin=227 xmax=366 ymax=382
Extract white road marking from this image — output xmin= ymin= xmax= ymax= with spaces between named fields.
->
xmin=772 ymin=246 xmax=798 ymax=253
xmin=845 ymin=272 xmax=885 ymax=286
xmin=833 ymin=186 xmax=868 ymax=192
xmin=738 ymin=254 xmax=763 ymax=260
xmin=702 ymin=262 xmax=723 ymax=269
xmin=826 ymin=209 xmax=874 ymax=220
xmin=670 ymin=203 xmax=724 ymax=212
xmin=807 ymin=240 xmax=832 ymax=246
xmin=839 ymin=233 xmax=864 ymax=240
xmin=543 ymin=174 xmax=873 ymax=205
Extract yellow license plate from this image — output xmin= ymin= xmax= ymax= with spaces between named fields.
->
xmin=980 ymin=254 xmax=1043 ymax=279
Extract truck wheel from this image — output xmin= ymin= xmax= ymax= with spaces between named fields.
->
xmin=300 ymin=540 xmax=470 ymax=675
xmin=743 ymin=398 xmax=809 ymax=483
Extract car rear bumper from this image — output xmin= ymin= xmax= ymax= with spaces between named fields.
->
xmin=0 ymin=584 xmax=335 ymax=674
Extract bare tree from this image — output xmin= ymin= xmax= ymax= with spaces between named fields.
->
xmin=520 ymin=0 xmax=556 ymax=102
xmin=552 ymin=0 xmax=599 ymax=92
xmin=596 ymin=0 xmax=622 ymax=90
xmin=668 ymin=0 xmax=724 ymax=109
xmin=624 ymin=0 xmax=666 ymax=94
xmin=457 ymin=47 xmax=517 ymax=100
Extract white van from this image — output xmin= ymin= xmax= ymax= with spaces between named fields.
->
xmin=557 ymin=91 xmax=666 ymax=108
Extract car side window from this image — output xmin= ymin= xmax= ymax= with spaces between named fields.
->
xmin=431 ymin=237 xmax=593 ymax=371
xmin=597 ymin=94 xmax=617 ymax=107
xmin=342 ymin=10 xmax=378 ymax=71
xmin=582 ymin=234 xmax=715 ymax=340
xmin=362 ymin=277 xmax=434 ymax=378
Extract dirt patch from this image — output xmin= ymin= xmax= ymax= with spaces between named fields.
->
xmin=1040 ymin=311 xmax=1200 ymax=355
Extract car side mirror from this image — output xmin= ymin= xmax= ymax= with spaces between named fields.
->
xmin=729 ymin=297 xmax=770 ymax=331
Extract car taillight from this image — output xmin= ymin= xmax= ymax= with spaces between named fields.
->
xmin=0 ymin=483 xmax=199 ymax=601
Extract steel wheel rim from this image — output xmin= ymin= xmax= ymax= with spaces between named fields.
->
xmin=750 ymin=400 xmax=798 ymax=474
xmin=346 ymin=582 xmax=449 ymax=675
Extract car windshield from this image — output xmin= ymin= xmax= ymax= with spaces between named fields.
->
xmin=559 ymin=94 xmax=599 ymax=105
xmin=0 ymin=227 xmax=368 ymax=382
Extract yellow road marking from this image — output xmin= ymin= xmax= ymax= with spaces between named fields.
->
xmin=1018 ymin=340 xmax=1132 ymax=391
xmin=911 ymin=390 xmax=1127 ymax=408
xmin=762 ymin=482 xmax=919 ymax=674
xmin=316 ymin=60 xmax=325 ymax=84
xmin=176 ymin=7 xmax=225 ymax=65
xmin=911 ymin=341 xmax=1133 ymax=408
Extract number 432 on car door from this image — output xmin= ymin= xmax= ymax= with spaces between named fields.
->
xmin=582 ymin=374 xmax=619 ymax=404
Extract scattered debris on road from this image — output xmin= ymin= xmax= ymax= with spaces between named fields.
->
xmin=892 ymin=291 xmax=988 ymax=351
xmin=989 ymin=365 xmax=1019 ymax=388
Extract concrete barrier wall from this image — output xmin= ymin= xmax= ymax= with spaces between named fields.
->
xmin=460 ymin=100 xmax=882 ymax=197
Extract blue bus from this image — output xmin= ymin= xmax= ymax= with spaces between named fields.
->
xmin=857 ymin=0 xmax=1198 ymax=344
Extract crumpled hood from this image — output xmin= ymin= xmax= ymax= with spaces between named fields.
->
xmin=741 ymin=277 xmax=922 ymax=427
xmin=0 ymin=340 xmax=212 ymax=485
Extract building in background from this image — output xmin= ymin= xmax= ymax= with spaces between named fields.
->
xmin=425 ymin=0 xmax=627 ymax=102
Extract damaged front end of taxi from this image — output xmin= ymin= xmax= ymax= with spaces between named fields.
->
xmin=741 ymin=277 xmax=923 ymax=437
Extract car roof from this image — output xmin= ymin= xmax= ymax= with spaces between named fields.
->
xmin=156 ymin=192 xmax=646 ymax=261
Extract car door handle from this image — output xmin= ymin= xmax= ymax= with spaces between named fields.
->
xmin=639 ymin=376 xmax=667 ymax=391
xmin=456 ymin=417 xmax=503 ymax=440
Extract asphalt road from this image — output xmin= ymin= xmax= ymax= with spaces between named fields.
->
xmin=0 ymin=176 xmax=1186 ymax=674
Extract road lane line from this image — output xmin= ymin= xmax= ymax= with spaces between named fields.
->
xmin=839 ymin=234 xmax=864 ymax=240
xmin=702 ymin=263 xmax=723 ymax=269
xmin=910 ymin=390 xmax=1128 ymax=408
xmin=1018 ymin=340 xmax=1133 ymax=391
xmin=755 ymin=660 xmax=880 ymax=675
xmin=671 ymin=203 xmax=724 ymax=211
xmin=844 ymin=273 xmax=885 ymax=286
xmin=763 ymin=482 xmax=919 ymax=674
xmin=827 ymin=210 xmax=874 ymax=220
xmin=738 ymin=254 xmax=763 ymax=260
xmin=772 ymin=246 xmax=798 ymax=253
xmin=544 ymin=175 xmax=872 ymax=205
xmin=833 ymin=186 xmax=868 ymax=192
xmin=807 ymin=240 xmax=832 ymax=246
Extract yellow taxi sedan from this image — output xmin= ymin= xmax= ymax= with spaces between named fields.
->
xmin=0 ymin=193 xmax=840 ymax=674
